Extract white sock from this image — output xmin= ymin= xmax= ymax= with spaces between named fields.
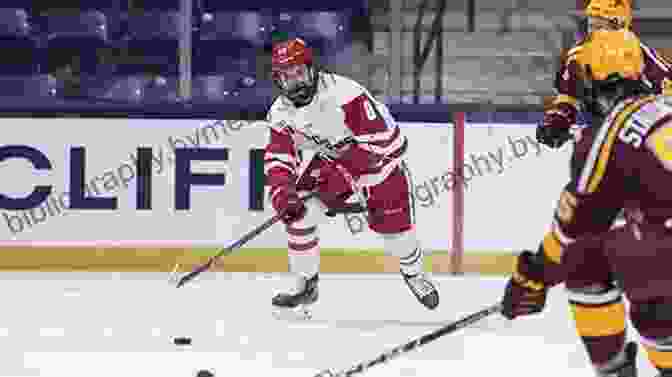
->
xmin=382 ymin=228 xmax=424 ymax=276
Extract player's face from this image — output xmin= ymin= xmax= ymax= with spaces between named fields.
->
xmin=588 ymin=16 xmax=621 ymax=32
xmin=272 ymin=63 xmax=315 ymax=104
xmin=273 ymin=64 xmax=312 ymax=92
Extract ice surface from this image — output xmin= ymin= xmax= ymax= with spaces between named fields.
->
xmin=0 ymin=272 xmax=658 ymax=377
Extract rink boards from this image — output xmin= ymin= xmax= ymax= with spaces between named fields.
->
xmin=0 ymin=118 xmax=571 ymax=273
xmin=0 ymin=247 xmax=517 ymax=274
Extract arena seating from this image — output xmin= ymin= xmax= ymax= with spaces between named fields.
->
xmin=0 ymin=0 xmax=365 ymax=107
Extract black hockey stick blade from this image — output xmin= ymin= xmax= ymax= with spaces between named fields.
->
xmin=313 ymin=303 xmax=503 ymax=377
xmin=174 ymin=193 xmax=317 ymax=288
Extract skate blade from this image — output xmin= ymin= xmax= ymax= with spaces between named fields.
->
xmin=272 ymin=305 xmax=313 ymax=321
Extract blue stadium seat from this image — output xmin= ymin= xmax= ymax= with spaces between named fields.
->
xmin=192 ymin=73 xmax=272 ymax=102
xmin=44 ymin=11 xmax=108 ymax=74
xmin=272 ymin=11 xmax=352 ymax=54
xmin=202 ymin=0 xmax=274 ymax=11
xmin=138 ymin=75 xmax=179 ymax=103
xmin=192 ymin=75 xmax=240 ymax=102
xmin=97 ymin=75 xmax=181 ymax=104
xmin=199 ymin=11 xmax=272 ymax=49
xmin=120 ymin=12 xmax=182 ymax=75
xmin=192 ymin=40 xmax=275 ymax=103
xmin=100 ymin=75 xmax=147 ymax=103
xmin=0 ymin=8 xmax=30 ymax=35
xmin=44 ymin=11 xmax=107 ymax=43
xmin=0 ymin=9 xmax=39 ymax=75
xmin=0 ymin=1 xmax=35 ymax=9
xmin=132 ymin=0 xmax=180 ymax=10
xmin=79 ymin=0 xmax=124 ymax=10
xmin=0 ymin=75 xmax=56 ymax=97
xmin=204 ymin=0 xmax=362 ymax=11
xmin=193 ymin=42 xmax=258 ymax=75
xmin=127 ymin=11 xmax=179 ymax=41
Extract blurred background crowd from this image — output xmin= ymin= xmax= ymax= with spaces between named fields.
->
xmin=0 ymin=0 xmax=669 ymax=114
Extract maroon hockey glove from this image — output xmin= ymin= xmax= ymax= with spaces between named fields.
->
xmin=271 ymin=185 xmax=306 ymax=225
xmin=501 ymin=251 xmax=549 ymax=320
xmin=537 ymin=103 xmax=577 ymax=149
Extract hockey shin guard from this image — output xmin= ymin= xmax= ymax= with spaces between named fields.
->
xmin=383 ymin=229 xmax=424 ymax=275
xmin=287 ymin=220 xmax=320 ymax=279
xmin=567 ymin=284 xmax=628 ymax=374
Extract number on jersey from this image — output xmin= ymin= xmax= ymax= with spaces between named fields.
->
xmin=363 ymin=99 xmax=378 ymax=121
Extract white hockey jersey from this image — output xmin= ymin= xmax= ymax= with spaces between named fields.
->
xmin=263 ymin=72 xmax=407 ymax=189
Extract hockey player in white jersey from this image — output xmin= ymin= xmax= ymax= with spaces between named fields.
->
xmin=264 ymin=38 xmax=439 ymax=317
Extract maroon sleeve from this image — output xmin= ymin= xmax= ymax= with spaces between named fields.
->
xmin=640 ymin=41 xmax=672 ymax=95
xmin=339 ymin=93 xmax=407 ymax=178
xmin=264 ymin=127 xmax=299 ymax=201
xmin=550 ymin=42 xmax=586 ymax=110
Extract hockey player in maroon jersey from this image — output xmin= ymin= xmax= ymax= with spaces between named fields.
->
xmin=502 ymin=29 xmax=672 ymax=376
xmin=537 ymin=0 xmax=672 ymax=149
xmin=263 ymin=38 xmax=439 ymax=317
xmin=500 ymin=0 xmax=672 ymax=321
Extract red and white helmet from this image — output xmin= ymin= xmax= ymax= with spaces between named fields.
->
xmin=271 ymin=38 xmax=318 ymax=106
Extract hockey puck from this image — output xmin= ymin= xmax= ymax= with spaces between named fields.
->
xmin=196 ymin=370 xmax=214 ymax=377
xmin=173 ymin=337 xmax=192 ymax=346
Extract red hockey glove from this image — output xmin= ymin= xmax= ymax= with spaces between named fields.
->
xmin=537 ymin=103 xmax=577 ymax=149
xmin=271 ymin=185 xmax=306 ymax=225
xmin=317 ymin=162 xmax=354 ymax=203
xmin=501 ymin=250 xmax=549 ymax=320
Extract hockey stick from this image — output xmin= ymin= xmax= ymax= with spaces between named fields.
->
xmin=324 ymin=202 xmax=367 ymax=217
xmin=172 ymin=192 xmax=317 ymax=288
xmin=313 ymin=303 xmax=503 ymax=377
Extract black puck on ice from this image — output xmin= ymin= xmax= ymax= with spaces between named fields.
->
xmin=173 ymin=337 xmax=192 ymax=345
xmin=196 ymin=370 xmax=214 ymax=377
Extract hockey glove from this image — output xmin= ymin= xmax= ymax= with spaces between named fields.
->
xmin=271 ymin=185 xmax=306 ymax=225
xmin=501 ymin=250 xmax=549 ymax=320
xmin=316 ymin=162 xmax=355 ymax=204
xmin=537 ymin=103 xmax=576 ymax=149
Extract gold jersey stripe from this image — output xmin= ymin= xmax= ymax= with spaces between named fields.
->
xmin=580 ymin=96 xmax=657 ymax=194
xmin=542 ymin=231 xmax=564 ymax=263
xmin=552 ymin=94 xmax=579 ymax=108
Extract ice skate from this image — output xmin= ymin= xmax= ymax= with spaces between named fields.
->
xmin=402 ymin=270 xmax=439 ymax=310
xmin=598 ymin=342 xmax=638 ymax=377
xmin=272 ymin=273 xmax=319 ymax=320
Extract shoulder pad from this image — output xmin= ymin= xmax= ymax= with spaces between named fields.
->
xmin=320 ymin=73 xmax=366 ymax=106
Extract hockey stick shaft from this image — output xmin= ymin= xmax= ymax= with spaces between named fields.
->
xmin=174 ymin=212 xmax=284 ymax=288
xmin=175 ymin=193 xmax=317 ymax=288
xmin=315 ymin=303 xmax=503 ymax=377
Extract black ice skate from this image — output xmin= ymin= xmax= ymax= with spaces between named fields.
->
xmin=402 ymin=270 xmax=439 ymax=310
xmin=272 ymin=273 xmax=319 ymax=320
xmin=658 ymin=370 xmax=672 ymax=377
xmin=599 ymin=342 xmax=638 ymax=377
